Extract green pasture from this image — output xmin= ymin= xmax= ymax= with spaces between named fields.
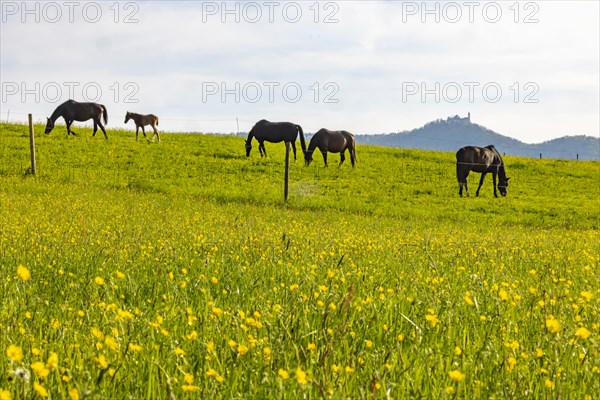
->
xmin=1 ymin=123 xmax=598 ymax=399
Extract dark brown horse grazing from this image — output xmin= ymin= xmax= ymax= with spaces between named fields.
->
xmin=304 ymin=129 xmax=357 ymax=167
xmin=456 ymin=145 xmax=510 ymax=197
xmin=45 ymin=99 xmax=108 ymax=138
xmin=245 ymin=119 xmax=306 ymax=160
xmin=124 ymin=112 xmax=160 ymax=143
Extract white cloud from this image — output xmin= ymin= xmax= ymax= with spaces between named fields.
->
xmin=1 ymin=0 xmax=598 ymax=142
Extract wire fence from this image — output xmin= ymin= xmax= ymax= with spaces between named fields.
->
xmin=2 ymin=110 xmax=598 ymax=161
xmin=2 ymin=127 xmax=597 ymax=206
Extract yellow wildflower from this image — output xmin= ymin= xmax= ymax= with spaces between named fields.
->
xmin=6 ymin=344 xmax=23 ymax=362
xmin=68 ymin=388 xmax=79 ymax=400
xmin=96 ymin=354 xmax=108 ymax=369
xmin=182 ymin=385 xmax=200 ymax=392
xmin=104 ymin=336 xmax=119 ymax=352
xmin=206 ymin=369 xmax=218 ymax=377
xmin=174 ymin=347 xmax=186 ymax=357
xmin=498 ymin=289 xmax=508 ymax=301
xmin=464 ymin=291 xmax=474 ymax=305
xmin=425 ymin=313 xmax=440 ymax=328
xmin=237 ymin=344 xmax=248 ymax=356
xmin=278 ymin=369 xmax=289 ymax=379
xmin=576 ymin=327 xmax=591 ymax=340
xmin=545 ymin=316 xmax=561 ymax=333
xmin=184 ymin=374 xmax=194 ymax=385
xmin=17 ymin=265 xmax=31 ymax=281
xmin=186 ymin=331 xmax=198 ymax=341
xmin=31 ymin=362 xmax=50 ymax=378
xmin=535 ymin=348 xmax=544 ymax=358
xmin=128 ymin=343 xmax=142 ymax=352
xmin=506 ymin=356 xmax=517 ymax=372
xmin=295 ymin=368 xmax=308 ymax=384
xmin=46 ymin=352 xmax=58 ymax=370
xmin=448 ymin=370 xmax=465 ymax=382
xmin=580 ymin=291 xmax=593 ymax=301
xmin=33 ymin=382 xmax=48 ymax=398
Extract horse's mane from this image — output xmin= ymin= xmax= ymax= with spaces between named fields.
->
xmin=49 ymin=101 xmax=71 ymax=121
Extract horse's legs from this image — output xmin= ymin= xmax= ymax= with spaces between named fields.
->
xmin=339 ymin=151 xmax=346 ymax=166
xmin=152 ymin=125 xmax=160 ymax=143
xmin=320 ymin=150 xmax=328 ymax=167
xmin=291 ymin=142 xmax=297 ymax=160
xmin=93 ymin=120 xmax=98 ymax=136
xmin=135 ymin=126 xmax=139 ymax=141
xmin=475 ymin=173 xmax=487 ymax=196
xmin=141 ymin=125 xmax=149 ymax=141
xmin=66 ymin=120 xmax=76 ymax=136
xmin=260 ymin=143 xmax=267 ymax=157
xmin=459 ymin=168 xmax=470 ymax=197
xmin=97 ymin=119 xmax=108 ymax=139
xmin=492 ymin=172 xmax=498 ymax=198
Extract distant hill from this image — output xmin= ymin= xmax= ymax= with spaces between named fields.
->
xmin=355 ymin=115 xmax=599 ymax=161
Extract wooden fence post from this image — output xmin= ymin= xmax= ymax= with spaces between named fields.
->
xmin=28 ymin=113 xmax=36 ymax=175
xmin=284 ymin=141 xmax=290 ymax=201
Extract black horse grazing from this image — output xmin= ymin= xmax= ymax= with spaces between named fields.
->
xmin=45 ymin=99 xmax=108 ymax=138
xmin=304 ymin=128 xmax=357 ymax=167
xmin=245 ymin=119 xmax=306 ymax=160
xmin=456 ymin=145 xmax=510 ymax=197
xmin=124 ymin=112 xmax=160 ymax=142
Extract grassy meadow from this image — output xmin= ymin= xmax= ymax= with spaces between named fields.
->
xmin=1 ymin=122 xmax=599 ymax=399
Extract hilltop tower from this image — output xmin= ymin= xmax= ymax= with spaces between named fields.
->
xmin=467 ymin=112 xmax=471 ymax=122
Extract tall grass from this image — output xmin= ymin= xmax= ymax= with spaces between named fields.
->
xmin=1 ymin=123 xmax=598 ymax=399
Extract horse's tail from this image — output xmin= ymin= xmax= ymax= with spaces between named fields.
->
xmin=156 ymin=116 xmax=159 ymax=126
xmin=349 ymin=134 xmax=358 ymax=165
xmin=297 ymin=125 xmax=307 ymax=152
xmin=456 ymin=159 xmax=461 ymax=183
xmin=102 ymin=105 xmax=108 ymax=125
xmin=456 ymin=148 xmax=465 ymax=183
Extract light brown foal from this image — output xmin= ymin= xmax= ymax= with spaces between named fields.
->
xmin=124 ymin=111 xmax=160 ymax=142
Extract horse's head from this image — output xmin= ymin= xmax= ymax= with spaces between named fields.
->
xmin=44 ymin=118 xmax=54 ymax=134
xmin=304 ymin=150 xmax=314 ymax=166
xmin=245 ymin=139 xmax=252 ymax=157
xmin=498 ymin=177 xmax=510 ymax=196
xmin=124 ymin=112 xmax=131 ymax=124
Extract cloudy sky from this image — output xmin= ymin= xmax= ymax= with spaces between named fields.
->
xmin=1 ymin=1 xmax=598 ymax=143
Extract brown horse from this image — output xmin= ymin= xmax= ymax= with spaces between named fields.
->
xmin=124 ymin=112 xmax=160 ymax=142
xmin=304 ymin=129 xmax=357 ymax=167
xmin=245 ymin=119 xmax=306 ymax=160
xmin=45 ymin=99 xmax=108 ymax=138
xmin=456 ymin=145 xmax=510 ymax=197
